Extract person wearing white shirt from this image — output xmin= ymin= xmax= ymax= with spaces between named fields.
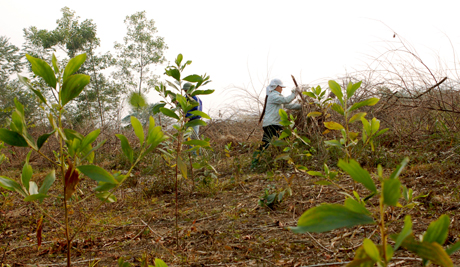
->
xmin=251 ymin=78 xmax=301 ymax=168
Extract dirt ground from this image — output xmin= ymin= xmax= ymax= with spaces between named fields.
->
xmin=1 ymin=157 xmax=460 ymax=267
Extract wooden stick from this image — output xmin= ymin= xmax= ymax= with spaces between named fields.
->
xmin=258 ymin=95 xmax=269 ymax=125
xmin=291 ymin=75 xmax=306 ymax=103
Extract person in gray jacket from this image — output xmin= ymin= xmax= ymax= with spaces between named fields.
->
xmin=251 ymin=78 xmax=301 ymax=167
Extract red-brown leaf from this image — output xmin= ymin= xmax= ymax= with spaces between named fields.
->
xmin=64 ymin=159 xmax=80 ymax=200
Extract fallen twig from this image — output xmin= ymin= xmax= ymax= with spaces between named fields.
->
xmin=140 ymin=219 xmax=163 ymax=239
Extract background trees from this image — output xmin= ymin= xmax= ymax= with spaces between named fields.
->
xmin=113 ymin=11 xmax=167 ymax=112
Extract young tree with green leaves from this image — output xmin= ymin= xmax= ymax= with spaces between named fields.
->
xmin=113 ymin=10 xmax=167 ymax=110
xmin=291 ymin=80 xmax=460 ymax=267
xmin=154 ymin=54 xmax=214 ymax=246
xmin=0 ymin=53 xmax=167 ymax=267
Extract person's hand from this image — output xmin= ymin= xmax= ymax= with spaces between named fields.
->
xmin=291 ymin=87 xmax=299 ymax=94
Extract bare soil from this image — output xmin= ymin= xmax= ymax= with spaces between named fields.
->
xmin=2 ymin=159 xmax=460 ymax=267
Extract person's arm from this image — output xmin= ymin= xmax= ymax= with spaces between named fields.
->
xmin=285 ymin=102 xmax=302 ymax=110
xmin=270 ymin=90 xmax=297 ymax=105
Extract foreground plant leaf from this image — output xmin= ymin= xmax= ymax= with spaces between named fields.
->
xmin=338 ymin=159 xmax=377 ymax=193
xmin=400 ymin=235 xmax=453 ymax=267
xmin=0 ymin=176 xmax=27 ymax=197
xmin=290 ymin=204 xmax=374 ymax=233
xmin=77 ymin=165 xmax=118 ymax=184
xmin=393 ymin=215 xmax=413 ymax=250
xmin=0 ymin=129 xmax=29 ymax=147
xmin=423 ymin=214 xmax=450 ymax=245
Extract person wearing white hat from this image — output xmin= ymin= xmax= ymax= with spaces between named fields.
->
xmin=251 ymin=78 xmax=301 ymax=168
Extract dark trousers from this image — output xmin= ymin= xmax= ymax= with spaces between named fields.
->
xmin=258 ymin=125 xmax=283 ymax=151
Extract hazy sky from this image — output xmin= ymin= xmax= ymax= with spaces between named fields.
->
xmin=2 ymin=0 xmax=460 ymax=116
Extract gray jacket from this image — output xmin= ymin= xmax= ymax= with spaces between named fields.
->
xmin=262 ymin=90 xmax=301 ymax=127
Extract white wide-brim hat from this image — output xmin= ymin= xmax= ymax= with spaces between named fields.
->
xmin=266 ymin=78 xmax=286 ymax=94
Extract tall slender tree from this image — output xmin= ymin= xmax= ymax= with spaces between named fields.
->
xmin=113 ymin=11 xmax=167 ymax=110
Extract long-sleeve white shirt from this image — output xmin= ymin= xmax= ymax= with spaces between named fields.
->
xmin=262 ymin=90 xmax=301 ymax=127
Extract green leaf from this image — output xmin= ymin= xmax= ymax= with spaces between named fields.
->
xmin=324 ymin=140 xmax=343 ymax=148
xmin=279 ymin=129 xmax=291 ymax=140
xmin=290 ymin=204 xmax=374 ymax=233
xmin=18 ymin=75 xmax=47 ymax=104
xmin=348 ymin=98 xmax=379 ymax=112
xmin=361 ymin=117 xmax=371 ymax=134
xmin=63 ymin=53 xmax=86 ymax=82
xmin=128 ymin=92 xmax=147 ymax=108
xmin=61 ymin=74 xmax=90 ymax=106
xmin=177 ymin=156 xmax=187 ymax=179
xmin=96 ymin=191 xmax=117 ymax=203
xmin=314 ymin=180 xmax=332 ymax=186
xmin=400 ymin=235 xmax=453 ymax=267
xmin=370 ymin=118 xmax=380 ymax=135
xmin=347 ymin=246 xmax=374 ymax=267
xmin=307 ymin=171 xmax=325 ymax=177
xmin=331 ymin=103 xmax=344 ymax=116
xmin=175 ymin=54 xmax=183 ymax=67
xmin=25 ymin=54 xmax=56 ymax=89
xmin=393 ymin=215 xmax=413 ymax=250
xmin=307 ymin=112 xmax=322 ymax=117
xmin=349 ymin=112 xmax=367 ymax=124
xmin=77 ymin=165 xmax=118 ymax=184
xmin=167 ymin=68 xmax=180 ymax=81
xmin=154 ymin=258 xmax=169 ymax=267
xmin=272 ymin=140 xmax=288 ymax=147
xmin=64 ymin=128 xmax=84 ymax=141
xmin=184 ymin=119 xmax=207 ymax=128
xmin=303 ymin=92 xmax=316 ymax=98
xmin=0 ymin=129 xmax=28 ymax=147
xmin=275 ymin=153 xmax=291 ymax=161
xmin=21 ymin=162 xmax=33 ymax=192
xmin=183 ymin=74 xmax=203 ymax=83
xmin=423 ymin=215 xmax=450 ymax=245
xmin=347 ymin=81 xmax=362 ymax=99
xmin=39 ymin=170 xmax=55 ymax=195
xmin=344 ymin=198 xmax=371 ymax=215
xmin=80 ymin=140 xmax=106 ymax=162
xmin=279 ymin=109 xmax=288 ymax=121
xmin=363 ymin=238 xmax=381 ymax=263
xmin=80 ymin=129 xmax=100 ymax=152
xmin=37 ymin=130 xmax=55 ymax=150
xmin=115 ymin=134 xmax=133 ymax=164
xmin=159 ymin=107 xmax=180 ymax=120
xmin=390 ymin=157 xmax=409 ymax=179
xmin=338 ymin=159 xmax=377 ymax=193
xmin=190 ymin=89 xmax=215 ymax=96
xmin=324 ymin=121 xmax=344 ymax=130
xmin=328 ymin=80 xmax=343 ymax=101
xmin=188 ymin=110 xmax=211 ymax=120
xmin=152 ymin=103 xmax=166 ymax=114
xmin=382 ymin=179 xmax=401 ymax=206
xmin=183 ymin=140 xmax=209 ymax=147
xmin=446 ymin=241 xmax=460 ymax=256
xmin=51 ymin=54 xmax=59 ymax=73
xmin=0 ymin=176 xmax=27 ymax=197
xmin=24 ymin=193 xmax=49 ymax=202
xmin=374 ymin=128 xmax=389 ymax=138
xmin=130 ymin=116 xmax=144 ymax=145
